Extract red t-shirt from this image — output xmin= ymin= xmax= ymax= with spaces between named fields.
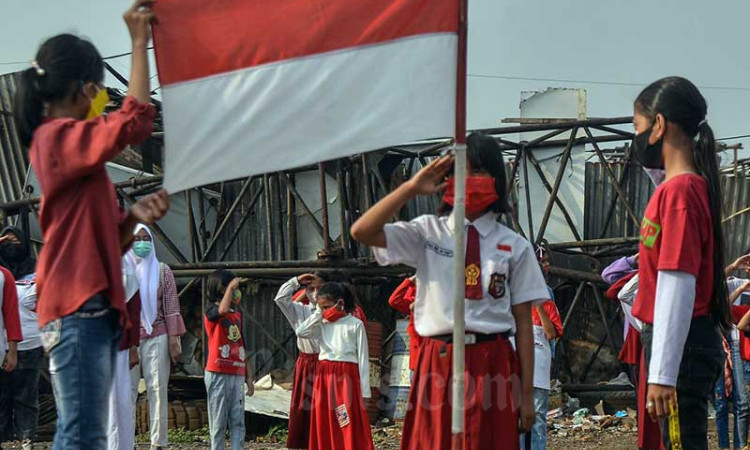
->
xmin=204 ymin=304 xmax=246 ymax=376
xmin=633 ymin=174 xmax=713 ymax=324
xmin=30 ymin=97 xmax=156 ymax=327
xmin=532 ymin=300 xmax=563 ymax=337
xmin=732 ymin=305 xmax=750 ymax=361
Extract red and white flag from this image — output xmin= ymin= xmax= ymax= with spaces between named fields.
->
xmin=153 ymin=0 xmax=459 ymax=193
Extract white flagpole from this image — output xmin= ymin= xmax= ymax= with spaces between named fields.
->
xmin=451 ymin=0 xmax=468 ymax=448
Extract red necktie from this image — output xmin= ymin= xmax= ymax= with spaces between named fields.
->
xmin=465 ymin=225 xmax=483 ymax=300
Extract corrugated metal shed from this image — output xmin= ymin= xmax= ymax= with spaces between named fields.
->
xmin=584 ymin=160 xmax=655 ymax=241
xmin=0 ymin=73 xmax=28 ymax=207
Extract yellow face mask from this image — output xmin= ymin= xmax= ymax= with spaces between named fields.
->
xmin=86 ymin=86 xmax=109 ymax=120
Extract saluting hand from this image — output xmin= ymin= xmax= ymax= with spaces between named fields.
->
xmin=406 ymin=155 xmax=453 ymax=196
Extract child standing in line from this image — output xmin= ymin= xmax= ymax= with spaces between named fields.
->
xmin=351 ymin=132 xmax=546 ymax=449
xmin=296 ymin=282 xmax=374 ymax=450
xmin=632 ymin=77 xmax=729 ymax=449
xmin=273 ymin=271 xmax=331 ymax=450
xmin=204 ymin=270 xmax=254 ymax=450
xmin=388 ymin=275 xmax=421 ymax=376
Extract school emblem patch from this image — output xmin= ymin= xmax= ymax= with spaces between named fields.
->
xmin=489 ymin=272 xmax=506 ymax=299
xmin=465 ymin=264 xmax=481 ymax=286
xmin=640 ymin=217 xmax=661 ymax=249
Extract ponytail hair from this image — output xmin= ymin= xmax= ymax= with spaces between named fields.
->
xmin=635 ymin=76 xmax=731 ymax=332
xmin=317 ymin=282 xmax=356 ymax=313
xmin=14 ymin=34 xmax=104 ymax=146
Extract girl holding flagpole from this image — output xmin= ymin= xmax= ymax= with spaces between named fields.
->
xmin=631 ymin=77 xmax=729 ymax=449
xmin=351 ymin=132 xmax=545 ymax=450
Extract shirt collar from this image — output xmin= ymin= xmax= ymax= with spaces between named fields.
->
xmin=447 ymin=211 xmax=498 ymax=238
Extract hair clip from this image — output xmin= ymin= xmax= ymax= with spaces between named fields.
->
xmin=697 ymin=119 xmax=707 ymax=128
xmin=30 ymin=61 xmax=45 ymax=77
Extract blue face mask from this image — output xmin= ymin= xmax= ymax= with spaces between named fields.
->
xmin=132 ymin=241 xmax=153 ymax=258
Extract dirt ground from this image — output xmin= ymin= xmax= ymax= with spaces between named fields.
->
xmin=1 ymin=424 xmax=731 ymax=450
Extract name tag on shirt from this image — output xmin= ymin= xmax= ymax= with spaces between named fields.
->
xmin=335 ymin=404 xmax=350 ymax=428
xmin=425 ymin=241 xmax=453 ymax=257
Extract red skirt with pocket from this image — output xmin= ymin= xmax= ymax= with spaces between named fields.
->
xmin=309 ymin=360 xmax=374 ymax=450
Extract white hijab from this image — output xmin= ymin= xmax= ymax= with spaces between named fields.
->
xmin=122 ymin=253 xmax=140 ymax=303
xmin=131 ymin=224 xmax=160 ymax=334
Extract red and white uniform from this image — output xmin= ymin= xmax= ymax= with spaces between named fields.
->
xmin=531 ymin=301 xmax=562 ymax=390
xmin=388 ymin=278 xmax=422 ymax=371
xmin=274 ymin=278 xmax=320 ymax=450
xmin=374 ymin=212 xmax=548 ymax=450
xmin=296 ymin=309 xmax=373 ymax=450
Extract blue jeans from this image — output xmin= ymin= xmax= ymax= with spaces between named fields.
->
xmin=0 ymin=347 xmax=44 ymax=442
xmin=48 ymin=297 xmax=120 ymax=450
xmin=520 ymin=388 xmax=549 ymax=450
xmin=715 ymin=337 xmax=750 ymax=449
xmin=205 ymin=371 xmax=245 ymax=450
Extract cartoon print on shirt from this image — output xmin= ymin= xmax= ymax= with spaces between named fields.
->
xmin=220 ymin=344 xmax=230 ymax=359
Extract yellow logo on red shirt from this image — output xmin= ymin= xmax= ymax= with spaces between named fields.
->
xmin=640 ymin=217 xmax=661 ymax=249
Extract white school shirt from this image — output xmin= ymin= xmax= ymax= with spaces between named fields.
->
xmin=274 ymin=278 xmax=320 ymax=354
xmin=532 ymin=325 xmax=552 ymax=390
xmin=16 ymin=274 xmax=41 ymax=351
xmin=726 ymin=277 xmax=749 ymax=342
xmin=295 ymin=310 xmax=370 ymax=398
xmin=374 ymin=212 xmax=549 ymax=337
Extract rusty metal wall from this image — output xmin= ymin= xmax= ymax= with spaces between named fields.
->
xmin=0 ymin=73 xmax=28 ymax=210
xmin=721 ymin=166 xmax=750 ymax=261
xmin=584 ymin=161 xmax=655 ymax=241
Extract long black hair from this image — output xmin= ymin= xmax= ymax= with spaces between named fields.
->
xmin=635 ymin=76 xmax=730 ymax=331
xmin=206 ymin=269 xmax=235 ymax=302
xmin=14 ymin=34 xmax=104 ymax=146
xmin=439 ymin=132 xmax=511 ymax=215
xmin=0 ymin=227 xmax=36 ymax=279
xmin=317 ymin=282 xmax=356 ymax=313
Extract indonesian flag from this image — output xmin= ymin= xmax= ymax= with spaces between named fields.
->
xmin=153 ymin=0 xmax=459 ymax=193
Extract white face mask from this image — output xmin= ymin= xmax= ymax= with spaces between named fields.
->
xmin=643 ymin=168 xmax=666 ymax=186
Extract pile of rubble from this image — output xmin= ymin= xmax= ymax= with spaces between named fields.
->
xmin=548 ymin=397 xmax=636 ymax=440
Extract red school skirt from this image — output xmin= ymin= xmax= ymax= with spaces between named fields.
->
xmin=637 ymin=348 xmax=663 ymax=450
xmin=287 ymin=352 xmax=319 ymax=450
xmin=401 ymin=336 xmax=520 ymax=450
xmin=309 ymin=361 xmax=374 ymax=450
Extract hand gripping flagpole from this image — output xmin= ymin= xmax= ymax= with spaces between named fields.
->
xmin=451 ymin=0 xmax=468 ymax=448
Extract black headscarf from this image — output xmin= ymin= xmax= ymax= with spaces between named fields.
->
xmin=0 ymin=226 xmax=37 ymax=279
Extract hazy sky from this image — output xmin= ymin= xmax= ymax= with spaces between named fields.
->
xmin=2 ymin=0 xmax=749 ymax=152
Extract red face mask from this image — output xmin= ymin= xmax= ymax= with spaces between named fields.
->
xmin=323 ymin=306 xmax=347 ymax=323
xmin=443 ymin=176 xmax=499 ymax=215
